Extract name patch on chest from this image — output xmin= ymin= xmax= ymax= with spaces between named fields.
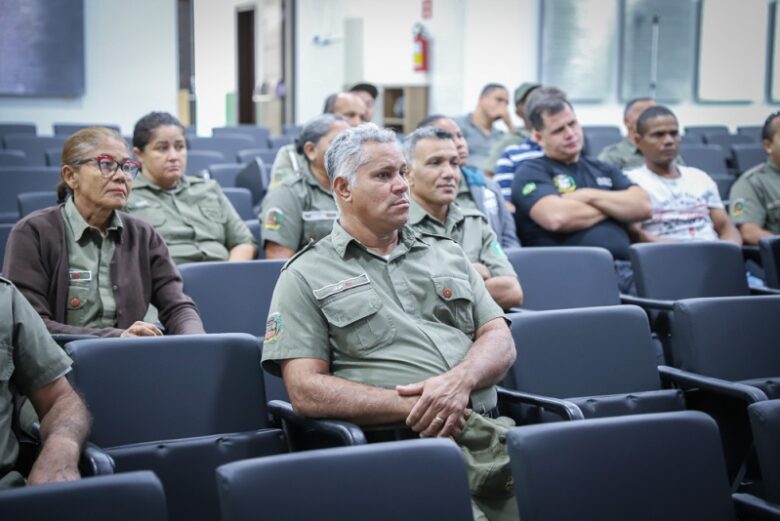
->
xmin=68 ymin=270 xmax=92 ymax=282
xmin=595 ymin=177 xmax=613 ymax=188
xmin=312 ymin=273 xmax=370 ymax=300
xmin=302 ymin=210 xmax=339 ymax=222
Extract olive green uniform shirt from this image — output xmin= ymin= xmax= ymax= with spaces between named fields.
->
xmin=268 ymin=144 xmax=307 ymax=191
xmin=260 ymin=165 xmax=338 ymax=251
xmin=729 ymin=159 xmax=780 ymax=234
xmin=484 ymin=127 xmax=531 ymax=174
xmin=457 ymin=175 xmax=479 ymax=212
xmin=0 ymin=278 xmax=72 ymax=488
xmin=261 ymin=222 xmax=505 ymax=413
xmin=408 ymin=200 xmax=516 ymax=278
xmin=61 ymin=198 xmax=121 ymax=329
xmin=126 ymin=174 xmax=255 ymax=265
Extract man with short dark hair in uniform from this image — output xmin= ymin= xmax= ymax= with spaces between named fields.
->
xmin=511 ymin=93 xmax=652 ymax=293
xmin=598 ymin=97 xmax=657 ymax=171
xmin=404 ymin=126 xmax=523 ymax=310
xmin=262 ymin=124 xmax=519 ymax=521
xmin=0 ymin=277 xmax=91 ymax=487
xmin=729 ymin=111 xmax=780 ymax=245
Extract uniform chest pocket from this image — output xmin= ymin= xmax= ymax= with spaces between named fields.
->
xmin=65 ymin=285 xmax=91 ymax=327
xmin=0 ymin=342 xmax=14 ymax=381
xmin=321 ymin=287 xmax=396 ymax=355
xmin=432 ymin=275 xmax=476 ymax=336
xmin=200 ymin=203 xmax=227 ymax=224
xmin=130 ymin=202 xmax=166 ymax=227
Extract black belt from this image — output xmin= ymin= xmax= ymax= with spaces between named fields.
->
xmin=363 ymin=406 xmax=499 ymax=443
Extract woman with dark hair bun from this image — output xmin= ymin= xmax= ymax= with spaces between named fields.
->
xmin=2 ymin=127 xmax=204 ymax=337
xmin=125 ymin=111 xmax=256 ymax=264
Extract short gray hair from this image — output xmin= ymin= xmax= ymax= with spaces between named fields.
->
xmin=325 ymin=123 xmax=399 ymax=187
xmin=525 ymin=86 xmax=570 ymax=131
xmin=402 ymin=126 xmax=453 ymax=163
xmin=295 ymin=114 xmax=346 ymax=158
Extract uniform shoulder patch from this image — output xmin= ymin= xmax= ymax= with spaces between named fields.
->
xmin=263 ymin=207 xmax=284 ymax=231
xmin=730 ymin=198 xmax=746 ymax=218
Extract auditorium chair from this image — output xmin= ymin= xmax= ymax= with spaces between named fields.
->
xmin=283 ymin=124 xmax=302 ymax=136
xmin=750 ymin=400 xmax=780 ymax=504
xmin=189 ymin=135 xmax=254 ymax=163
xmin=208 ymin=163 xmax=244 ymax=187
xmin=738 ymin=125 xmax=763 ymax=141
xmin=0 ymin=471 xmax=167 ymax=521
xmin=216 ymin=439 xmax=475 ymax=521
xmin=269 ymin=135 xmax=295 ymax=150
xmin=760 ymin=236 xmax=780 ymax=289
xmin=583 ymin=133 xmax=621 ymax=158
xmin=0 ymin=223 xmax=12 ymax=272
xmin=237 ymin=147 xmax=278 ymax=166
xmin=507 ymin=411 xmax=780 ymax=521
xmin=733 ymin=143 xmax=767 ymax=173
xmin=235 ymin=158 xmax=270 ymax=210
xmin=0 ymin=149 xmax=27 ymax=167
xmin=17 ymin=190 xmax=58 ymax=217
xmin=680 ymin=144 xmax=729 ymax=176
xmin=504 ymin=246 xmax=621 ymax=311
xmin=53 ymin=123 xmax=121 ymax=136
xmin=685 ymin=124 xmax=730 ymax=137
xmin=3 ymin=136 xmax=67 ymax=166
xmin=221 ymin=187 xmax=255 ymax=220
xmin=0 ymin=166 xmax=61 ymax=223
xmin=705 ymin=133 xmax=753 ymax=166
xmin=65 ymin=333 xmax=361 ymax=521
xmin=0 ymin=123 xmax=36 ymax=142
xmin=185 ymin=149 xmax=225 ymax=177
xmin=212 ymin=125 xmax=272 ymax=149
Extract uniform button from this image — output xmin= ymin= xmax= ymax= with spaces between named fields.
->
xmin=112 ymin=285 xmax=118 ymax=291
xmin=70 ymin=297 xmax=80 ymax=308
xmin=442 ymin=288 xmax=452 ymax=299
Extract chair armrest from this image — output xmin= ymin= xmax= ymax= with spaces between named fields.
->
xmin=733 ymin=493 xmax=780 ymax=520
xmin=619 ymin=294 xmax=675 ymax=311
xmin=79 ymin=443 xmax=115 ymax=476
xmin=742 ymin=245 xmax=762 ymax=264
xmin=750 ymin=286 xmax=780 ymax=296
xmin=658 ymin=366 xmax=768 ymax=403
xmin=51 ymin=334 xmax=97 ymax=348
xmin=267 ymin=400 xmax=367 ymax=446
xmin=497 ymin=387 xmax=584 ymax=421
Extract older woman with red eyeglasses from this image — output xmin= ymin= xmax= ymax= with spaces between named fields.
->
xmin=2 ymin=127 xmax=204 ymax=338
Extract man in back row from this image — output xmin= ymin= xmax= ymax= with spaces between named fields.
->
xmin=262 ymin=124 xmax=519 ymax=521
xmin=626 ymin=105 xmax=741 ymax=245
xmin=511 ymin=92 xmax=652 ymax=292
xmin=597 ymin=97 xmax=657 ymax=171
xmin=455 ymin=83 xmax=514 ymax=171
xmin=729 ymin=111 xmax=780 ymax=245
xmin=269 ymin=92 xmax=366 ymax=188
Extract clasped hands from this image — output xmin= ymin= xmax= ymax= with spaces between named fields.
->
xmin=396 ymin=371 xmax=472 ymax=439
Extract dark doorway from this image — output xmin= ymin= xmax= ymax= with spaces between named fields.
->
xmin=237 ymin=8 xmax=256 ymax=124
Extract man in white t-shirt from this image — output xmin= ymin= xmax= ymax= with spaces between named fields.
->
xmin=625 ymin=106 xmax=741 ymax=245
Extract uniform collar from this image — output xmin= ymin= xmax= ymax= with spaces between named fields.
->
xmin=408 ymin=198 xmax=464 ymax=228
xmin=133 ymin=172 xmax=193 ymax=194
xmin=768 ymin=159 xmax=780 ymax=174
xmin=63 ymin=197 xmax=123 ymax=242
xmin=302 ymin=163 xmax=332 ymax=194
xmin=330 ymin=220 xmax=423 ymax=259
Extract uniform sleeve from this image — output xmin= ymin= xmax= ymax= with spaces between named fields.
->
xmin=269 ymin=146 xmax=300 ymax=190
xmin=261 ymin=267 xmax=331 ymax=376
xmin=147 ymin=228 xmax=205 ymax=335
xmin=597 ymin=144 xmax=623 ymax=169
xmin=217 ymin=188 xmax=256 ymax=249
xmin=463 ymin=252 xmax=506 ymax=330
xmin=260 ymin=184 xmax=305 ymax=250
xmin=477 ymin=222 xmax=517 ymax=277
xmin=511 ymin=159 xmax=560 ymax=218
xmin=8 ymin=285 xmax=72 ymax=395
xmin=729 ymin=175 xmax=765 ymax=226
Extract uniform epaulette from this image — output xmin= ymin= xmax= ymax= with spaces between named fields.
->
xmin=282 ymin=239 xmax=317 ymax=270
xmin=460 ymin=206 xmax=489 ymax=220
xmin=416 ymin=229 xmax=458 ymax=245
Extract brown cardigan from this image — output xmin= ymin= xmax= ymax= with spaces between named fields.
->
xmin=2 ymin=205 xmax=205 ymax=337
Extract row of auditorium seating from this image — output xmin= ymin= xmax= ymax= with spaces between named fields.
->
xmin=6 ymin=408 xmax=780 ymax=521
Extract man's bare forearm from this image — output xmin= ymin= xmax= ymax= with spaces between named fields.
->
xmin=449 ymin=318 xmax=515 ymax=392
xmin=281 ymin=359 xmax=416 ymax=425
xmin=485 ymin=276 xmax=523 ymax=309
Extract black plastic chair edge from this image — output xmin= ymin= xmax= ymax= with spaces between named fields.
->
xmin=267 ymin=400 xmax=368 ymax=447
xmin=733 ymin=492 xmax=780 ymax=520
xmin=658 ymin=366 xmax=769 ymax=404
xmin=749 ymin=286 xmax=780 ymax=296
xmin=80 ymin=442 xmax=116 ymax=476
xmin=620 ymin=293 xmax=676 ymax=311
xmin=496 ymin=386 xmax=585 ymax=421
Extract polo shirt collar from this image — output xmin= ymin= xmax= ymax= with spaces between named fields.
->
xmin=64 ymin=197 xmax=123 ymax=242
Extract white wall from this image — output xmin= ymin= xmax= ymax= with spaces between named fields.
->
xmin=0 ymin=0 xmax=178 ymax=136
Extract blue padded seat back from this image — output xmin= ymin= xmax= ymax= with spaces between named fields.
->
xmin=504 ymin=246 xmax=620 ymax=310
xmin=66 ymin=333 xmax=269 ymax=446
xmin=508 ymin=306 xmax=661 ymax=398
xmin=216 ymin=438 xmax=474 ymax=521
xmin=749 ymin=400 xmax=780 ymax=503
xmin=507 ymin=411 xmax=737 ymax=521
xmin=671 ymin=296 xmax=780 ymax=381
xmin=630 ymin=242 xmax=749 ymax=300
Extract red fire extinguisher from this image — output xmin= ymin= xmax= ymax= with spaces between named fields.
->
xmin=413 ymin=24 xmax=429 ymax=72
